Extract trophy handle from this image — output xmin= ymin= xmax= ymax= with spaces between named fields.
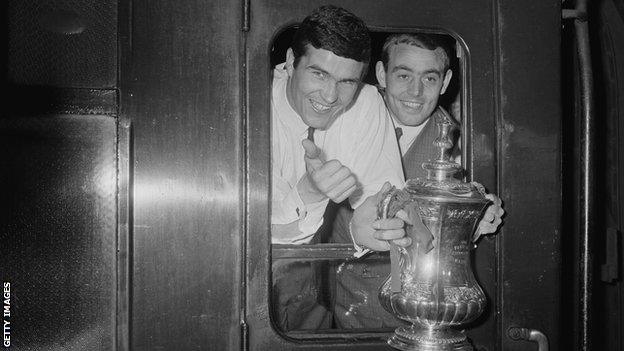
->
xmin=379 ymin=187 xmax=397 ymax=220
xmin=377 ymin=186 xmax=404 ymax=292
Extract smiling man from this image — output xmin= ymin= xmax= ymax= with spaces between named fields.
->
xmin=330 ymin=33 xmax=505 ymax=329
xmin=271 ymin=6 xmax=409 ymax=331
xmin=271 ymin=7 xmax=408 ymax=251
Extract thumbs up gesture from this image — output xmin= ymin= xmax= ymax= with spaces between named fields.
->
xmin=296 ymin=139 xmax=358 ymax=204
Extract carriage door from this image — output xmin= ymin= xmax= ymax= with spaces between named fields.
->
xmin=245 ymin=1 xmax=561 ymax=350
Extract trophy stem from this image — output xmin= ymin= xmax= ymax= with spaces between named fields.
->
xmin=388 ymin=325 xmax=473 ymax=351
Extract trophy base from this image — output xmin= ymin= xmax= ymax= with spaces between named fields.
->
xmin=388 ymin=326 xmax=473 ymax=351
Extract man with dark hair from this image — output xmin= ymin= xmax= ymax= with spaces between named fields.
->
xmin=271 ymin=6 xmax=410 ymax=331
xmin=290 ymin=5 xmax=371 ymax=68
xmin=330 ymin=32 xmax=504 ymax=328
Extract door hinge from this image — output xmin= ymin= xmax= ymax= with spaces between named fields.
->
xmin=601 ymin=227 xmax=620 ymax=283
xmin=242 ymin=0 xmax=250 ymax=32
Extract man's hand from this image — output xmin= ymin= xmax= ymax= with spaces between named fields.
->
xmin=351 ymin=182 xmax=412 ymax=251
xmin=473 ymin=193 xmax=505 ymax=242
xmin=297 ymin=139 xmax=358 ymax=204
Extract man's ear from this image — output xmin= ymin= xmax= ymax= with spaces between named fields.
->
xmin=286 ymin=48 xmax=295 ymax=76
xmin=440 ymin=69 xmax=453 ymax=95
xmin=375 ymin=61 xmax=387 ymax=88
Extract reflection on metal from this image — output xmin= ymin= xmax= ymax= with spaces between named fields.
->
xmin=378 ymin=113 xmax=490 ymax=350
xmin=508 ymin=327 xmax=549 ymax=351
xmin=563 ymin=0 xmax=594 ymax=349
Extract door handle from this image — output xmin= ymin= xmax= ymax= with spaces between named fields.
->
xmin=508 ymin=327 xmax=549 ymax=351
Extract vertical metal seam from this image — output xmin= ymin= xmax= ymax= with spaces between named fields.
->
xmin=491 ymin=0 xmax=504 ymax=349
xmin=242 ymin=0 xmax=250 ymax=32
xmin=240 ymin=0 xmax=250 ymax=348
xmin=116 ymin=0 xmax=133 ymax=348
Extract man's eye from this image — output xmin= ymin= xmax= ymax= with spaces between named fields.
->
xmin=312 ymin=71 xmax=325 ymax=79
xmin=424 ymin=76 xmax=438 ymax=83
xmin=397 ymin=74 xmax=410 ymax=80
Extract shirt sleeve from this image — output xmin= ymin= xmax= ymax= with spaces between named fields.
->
xmin=271 ymin=174 xmax=328 ymax=244
xmin=271 ymin=128 xmax=328 ymax=244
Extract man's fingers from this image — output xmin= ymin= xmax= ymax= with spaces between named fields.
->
xmin=375 ymin=182 xmax=393 ymax=200
xmin=316 ymin=164 xmax=356 ymax=201
xmin=372 ymin=218 xmax=404 ymax=230
xmin=492 ymin=216 xmax=502 ymax=227
xmin=331 ymin=184 xmax=357 ymax=203
xmin=395 ymin=209 xmax=412 ymax=224
xmin=496 ymin=207 xmax=505 ymax=217
xmin=373 ymin=228 xmax=405 ymax=241
xmin=391 ymin=237 xmax=412 ymax=248
xmin=484 ymin=193 xmax=501 ymax=204
xmin=311 ymin=160 xmax=345 ymax=180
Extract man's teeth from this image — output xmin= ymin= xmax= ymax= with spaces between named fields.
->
xmin=402 ymin=101 xmax=422 ymax=109
xmin=310 ymin=100 xmax=331 ymax=112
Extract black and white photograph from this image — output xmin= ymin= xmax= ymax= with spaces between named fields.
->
xmin=1 ymin=0 xmax=623 ymax=350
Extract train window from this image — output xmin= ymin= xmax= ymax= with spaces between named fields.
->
xmin=270 ymin=27 xmax=464 ymax=337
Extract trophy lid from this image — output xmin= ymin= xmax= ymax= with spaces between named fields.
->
xmin=405 ymin=111 xmax=487 ymax=202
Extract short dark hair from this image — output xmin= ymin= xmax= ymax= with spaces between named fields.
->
xmin=381 ymin=33 xmax=451 ymax=72
xmin=291 ymin=5 xmax=371 ymax=68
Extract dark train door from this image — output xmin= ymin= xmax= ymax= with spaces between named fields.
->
xmin=245 ymin=1 xmax=561 ymax=350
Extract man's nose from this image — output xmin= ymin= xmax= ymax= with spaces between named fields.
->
xmin=321 ymin=81 xmax=339 ymax=104
xmin=408 ymin=79 xmax=423 ymax=96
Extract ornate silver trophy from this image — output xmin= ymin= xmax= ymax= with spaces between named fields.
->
xmin=378 ymin=113 xmax=491 ymax=350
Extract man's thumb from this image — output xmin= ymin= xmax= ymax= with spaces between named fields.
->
xmin=374 ymin=182 xmax=393 ymax=201
xmin=302 ymin=139 xmax=323 ymax=171
xmin=302 ymin=139 xmax=321 ymax=159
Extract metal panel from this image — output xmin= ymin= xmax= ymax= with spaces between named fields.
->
xmin=497 ymin=1 xmax=562 ymax=350
xmin=0 ymin=115 xmax=118 ymax=350
xmin=7 ymin=0 xmax=117 ymax=88
xmin=119 ymin=0 xmax=243 ymax=349
xmin=246 ymin=1 xmax=500 ymax=349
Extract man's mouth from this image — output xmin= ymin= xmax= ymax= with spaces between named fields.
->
xmin=401 ymin=101 xmax=423 ymax=110
xmin=310 ymin=100 xmax=332 ymax=113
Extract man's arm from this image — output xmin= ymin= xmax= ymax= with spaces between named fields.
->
xmin=336 ymin=86 xmax=407 ymax=252
xmin=272 ymin=138 xmax=360 ymax=244
xmin=473 ymin=193 xmax=505 ymax=241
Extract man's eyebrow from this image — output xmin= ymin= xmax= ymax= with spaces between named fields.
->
xmin=307 ymin=65 xmax=330 ymax=76
xmin=391 ymin=66 xmax=443 ymax=76
xmin=307 ymin=64 xmax=361 ymax=83
xmin=391 ymin=65 xmax=413 ymax=73
xmin=339 ymin=77 xmax=362 ymax=84
xmin=422 ymin=69 xmax=442 ymax=76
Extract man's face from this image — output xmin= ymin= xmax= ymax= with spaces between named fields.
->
xmin=376 ymin=43 xmax=452 ymax=126
xmin=286 ymin=45 xmax=366 ymax=130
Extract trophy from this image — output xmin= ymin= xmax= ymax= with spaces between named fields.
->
xmin=378 ymin=113 xmax=491 ymax=350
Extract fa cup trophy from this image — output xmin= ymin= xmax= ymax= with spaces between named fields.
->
xmin=378 ymin=113 xmax=491 ymax=350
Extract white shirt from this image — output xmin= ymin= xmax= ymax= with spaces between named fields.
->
xmin=271 ymin=63 xmax=405 ymax=244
